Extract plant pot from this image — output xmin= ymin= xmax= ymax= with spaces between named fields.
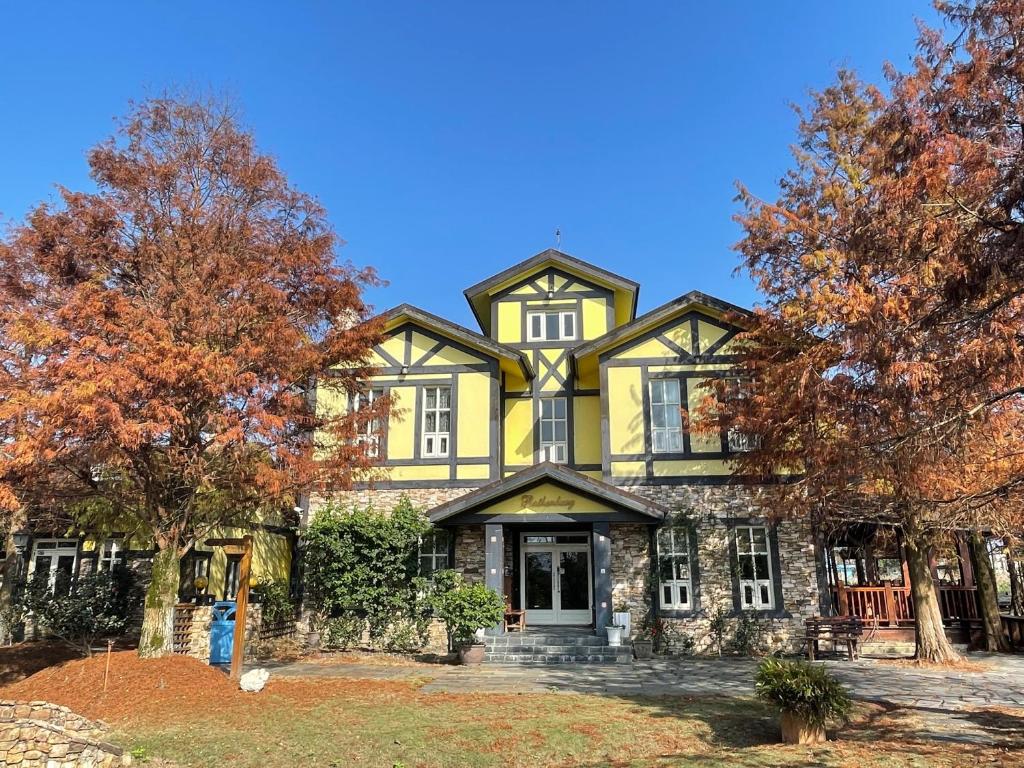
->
xmin=457 ymin=642 xmax=486 ymax=665
xmin=632 ymin=639 xmax=653 ymax=659
xmin=779 ymin=711 xmax=827 ymax=745
xmin=605 ymin=625 xmax=624 ymax=647
xmin=613 ymin=611 xmax=631 ymax=637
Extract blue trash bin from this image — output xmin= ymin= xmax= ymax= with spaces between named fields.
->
xmin=210 ymin=601 xmax=237 ymax=665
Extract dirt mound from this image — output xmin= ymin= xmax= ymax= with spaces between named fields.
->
xmin=0 ymin=650 xmax=237 ymax=724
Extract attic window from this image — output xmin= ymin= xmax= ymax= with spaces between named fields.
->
xmin=527 ymin=310 xmax=576 ymax=342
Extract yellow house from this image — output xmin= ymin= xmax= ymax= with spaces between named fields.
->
xmin=314 ymin=249 xmax=822 ymax=657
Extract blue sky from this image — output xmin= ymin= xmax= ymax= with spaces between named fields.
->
xmin=1 ymin=1 xmax=940 ymax=330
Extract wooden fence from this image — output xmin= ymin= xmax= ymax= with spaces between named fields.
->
xmin=172 ymin=603 xmax=200 ymax=655
xmin=831 ymin=584 xmax=980 ymax=626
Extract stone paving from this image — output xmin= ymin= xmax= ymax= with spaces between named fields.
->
xmin=264 ymin=652 xmax=1024 ymax=711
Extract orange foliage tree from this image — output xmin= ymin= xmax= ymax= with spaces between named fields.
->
xmin=0 ymin=96 xmax=385 ymax=656
xmin=711 ymin=1 xmax=1024 ymax=661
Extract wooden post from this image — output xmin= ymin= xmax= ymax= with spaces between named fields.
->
xmin=230 ymin=535 xmax=253 ymax=681
xmin=883 ymin=583 xmax=897 ymax=627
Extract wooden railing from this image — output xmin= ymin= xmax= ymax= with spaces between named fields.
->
xmin=831 ymin=584 xmax=979 ymax=626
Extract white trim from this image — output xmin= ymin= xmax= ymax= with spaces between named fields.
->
xmin=538 ymin=397 xmax=568 ymax=464
xmin=421 ymin=385 xmax=451 ymax=458
xmin=27 ymin=538 xmax=78 ymax=592
xmin=519 ymin=532 xmax=593 ymax=625
xmin=650 ymin=379 xmax=683 ymax=453
xmin=656 ymin=526 xmax=692 ymax=610
xmin=526 ymin=310 xmax=577 ymax=342
xmin=736 ymin=525 xmax=774 ymax=610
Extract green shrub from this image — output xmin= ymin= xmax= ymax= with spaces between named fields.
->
xmin=255 ymin=579 xmax=296 ymax=625
xmin=729 ymin=611 xmax=769 ymax=656
xmin=31 ymin=567 xmax=143 ymax=655
xmin=302 ymin=497 xmax=431 ymax=648
xmin=428 ymin=571 xmax=504 ymax=647
xmin=754 ymin=657 xmax=853 ymax=727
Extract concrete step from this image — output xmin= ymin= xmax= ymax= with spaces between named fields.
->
xmin=486 ymin=634 xmax=610 ymax=647
xmin=485 ymin=643 xmax=630 ymax=653
xmin=484 ymin=652 xmax=632 ymax=665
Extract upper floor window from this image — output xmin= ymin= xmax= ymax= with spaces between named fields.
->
xmin=418 ymin=529 xmax=450 ymax=578
xmin=735 ymin=525 xmax=774 ymax=610
xmin=538 ymin=397 xmax=568 ymax=463
xmin=422 ymin=386 xmax=451 ymax=458
xmin=650 ymin=379 xmax=683 ymax=453
xmin=527 ymin=310 xmax=576 ymax=342
xmin=352 ymin=387 xmax=385 ymax=458
xmin=727 ymin=427 xmax=760 ymax=453
xmin=657 ymin=525 xmax=693 ymax=610
xmin=98 ymin=539 xmax=125 ymax=572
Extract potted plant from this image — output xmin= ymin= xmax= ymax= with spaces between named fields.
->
xmin=754 ymin=657 xmax=852 ymax=745
xmin=632 ymin=617 xmax=658 ymax=659
xmin=430 ymin=572 xmax=505 ymax=664
xmin=612 ymin=603 xmax=631 ymax=637
xmin=605 ymin=621 xmax=625 ymax=646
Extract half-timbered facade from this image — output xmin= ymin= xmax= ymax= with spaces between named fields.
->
xmin=311 ymin=249 xmax=827 ymax=653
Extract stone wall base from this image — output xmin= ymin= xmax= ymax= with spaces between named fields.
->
xmin=0 ymin=701 xmax=129 ymax=767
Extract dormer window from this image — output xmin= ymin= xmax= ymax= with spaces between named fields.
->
xmin=527 ymin=310 xmax=576 ymax=342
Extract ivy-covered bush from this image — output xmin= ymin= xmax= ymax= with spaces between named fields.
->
xmin=302 ymin=497 xmax=431 ymax=649
xmin=27 ymin=567 xmax=143 ymax=655
xmin=755 ymin=657 xmax=852 ymax=727
xmin=254 ymin=579 xmax=296 ymax=625
xmin=428 ymin=570 xmax=504 ymax=647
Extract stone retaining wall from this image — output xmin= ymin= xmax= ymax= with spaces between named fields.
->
xmin=0 ymin=701 xmax=129 ymax=767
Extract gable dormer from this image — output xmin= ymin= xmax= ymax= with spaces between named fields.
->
xmin=463 ymin=249 xmax=640 ymax=344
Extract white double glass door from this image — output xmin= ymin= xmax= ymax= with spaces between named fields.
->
xmin=520 ymin=533 xmax=592 ymax=625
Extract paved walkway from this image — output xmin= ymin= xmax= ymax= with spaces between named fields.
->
xmin=265 ymin=652 xmax=1024 ymax=711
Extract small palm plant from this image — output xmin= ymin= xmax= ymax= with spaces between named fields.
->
xmin=754 ymin=657 xmax=852 ymax=744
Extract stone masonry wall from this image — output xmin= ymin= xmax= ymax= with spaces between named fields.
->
xmin=309 ymin=487 xmax=475 ymax=519
xmin=0 ymin=701 xmax=129 ymax=767
xmin=625 ymin=483 xmax=821 ymax=654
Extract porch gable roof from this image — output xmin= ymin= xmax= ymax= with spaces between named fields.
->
xmin=426 ymin=462 xmax=669 ymax=525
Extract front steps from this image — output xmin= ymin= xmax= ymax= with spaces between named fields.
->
xmin=484 ymin=629 xmax=633 ymax=665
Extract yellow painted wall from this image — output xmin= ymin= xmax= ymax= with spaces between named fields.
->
xmin=482 ymin=482 xmax=618 ymax=515
xmin=581 ymin=297 xmax=610 ymax=339
xmin=192 ymin=527 xmax=292 ymax=600
xmin=497 ymin=302 xmax=522 ymax=345
xmin=573 ymin=395 xmax=602 ymax=465
xmin=504 ymin=398 xmax=534 ymax=466
xmin=457 ymin=372 xmax=491 ymax=457
xmin=386 ymin=386 xmax=416 ymax=460
xmin=606 ymin=366 xmax=644 ymax=454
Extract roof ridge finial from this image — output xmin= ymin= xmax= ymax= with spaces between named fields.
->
xmin=555 ymin=227 xmax=561 ymax=249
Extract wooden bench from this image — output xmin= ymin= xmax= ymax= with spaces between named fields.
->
xmin=804 ymin=616 xmax=864 ymax=661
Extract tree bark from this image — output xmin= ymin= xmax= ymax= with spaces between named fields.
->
xmin=968 ymin=531 xmax=1009 ymax=652
xmin=138 ymin=546 xmax=181 ymax=658
xmin=904 ymin=529 xmax=962 ymax=663
xmin=0 ymin=510 xmax=28 ymax=645
xmin=1008 ymin=537 xmax=1024 ymax=617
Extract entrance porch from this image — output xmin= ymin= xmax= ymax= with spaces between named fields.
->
xmin=427 ymin=463 xmax=667 ymax=634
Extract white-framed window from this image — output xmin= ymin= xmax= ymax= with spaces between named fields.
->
xmin=418 ymin=529 xmax=450 ymax=578
xmin=657 ymin=525 xmax=693 ymax=610
xmin=97 ymin=539 xmax=125 ymax=572
xmin=727 ymin=427 xmax=760 ymax=453
xmin=421 ymin=386 xmax=451 ymax=457
xmin=650 ymin=379 xmax=684 ymax=453
xmin=352 ymin=387 xmax=385 ymax=458
xmin=28 ymin=538 xmax=78 ymax=594
xmin=538 ymin=397 xmax=568 ymax=463
xmin=526 ymin=310 xmax=577 ymax=341
xmin=736 ymin=525 xmax=774 ymax=610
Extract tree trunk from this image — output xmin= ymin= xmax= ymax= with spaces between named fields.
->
xmin=1008 ymin=537 xmax=1024 ymax=617
xmin=138 ymin=546 xmax=181 ymax=658
xmin=0 ymin=511 xmax=28 ymax=645
xmin=968 ymin=531 xmax=1009 ymax=652
xmin=904 ymin=529 xmax=961 ymax=663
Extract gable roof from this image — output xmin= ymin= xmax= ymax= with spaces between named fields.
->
xmin=570 ymin=290 xmax=752 ymax=366
xmin=380 ymin=304 xmax=534 ymax=380
xmin=426 ymin=462 xmax=668 ymax=524
xmin=463 ymin=249 xmax=640 ymax=335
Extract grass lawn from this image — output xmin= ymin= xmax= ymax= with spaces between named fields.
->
xmin=3 ymin=648 xmax=1020 ymax=767
xmin=117 ymin=678 xmax=1021 ymax=768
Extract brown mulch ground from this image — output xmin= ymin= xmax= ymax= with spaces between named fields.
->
xmin=0 ymin=641 xmax=84 ymax=686
xmin=0 ymin=650 xmax=238 ymax=723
